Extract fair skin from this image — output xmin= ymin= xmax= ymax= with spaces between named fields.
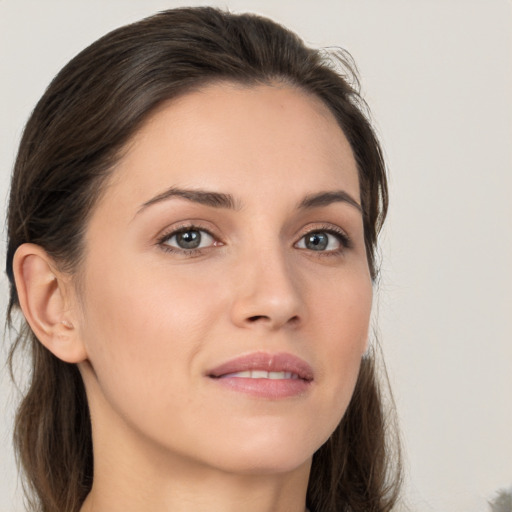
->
xmin=14 ymin=83 xmax=372 ymax=512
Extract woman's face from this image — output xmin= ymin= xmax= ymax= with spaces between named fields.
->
xmin=75 ymin=83 xmax=372 ymax=475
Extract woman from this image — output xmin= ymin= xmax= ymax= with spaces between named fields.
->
xmin=6 ymin=7 xmax=401 ymax=512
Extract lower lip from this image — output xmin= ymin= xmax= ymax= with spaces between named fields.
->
xmin=210 ymin=376 xmax=311 ymax=399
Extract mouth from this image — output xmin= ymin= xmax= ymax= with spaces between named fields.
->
xmin=218 ymin=370 xmax=302 ymax=380
xmin=207 ymin=352 xmax=313 ymax=399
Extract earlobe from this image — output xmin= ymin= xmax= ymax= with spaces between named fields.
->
xmin=13 ymin=243 xmax=87 ymax=363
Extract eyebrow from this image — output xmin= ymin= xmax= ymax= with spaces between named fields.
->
xmin=137 ymin=187 xmax=241 ymax=214
xmin=298 ymin=190 xmax=362 ymax=212
xmin=136 ymin=186 xmax=362 ymax=215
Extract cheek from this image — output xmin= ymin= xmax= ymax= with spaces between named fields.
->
xmin=76 ymin=258 xmax=221 ymax=409
xmin=314 ymin=264 xmax=372 ymax=349
xmin=310 ymin=268 xmax=372 ymax=416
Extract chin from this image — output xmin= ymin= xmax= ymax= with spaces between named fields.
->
xmin=195 ymin=423 xmax=327 ymax=476
xmin=212 ymin=446 xmax=313 ymax=476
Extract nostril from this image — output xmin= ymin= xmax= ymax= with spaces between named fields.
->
xmin=248 ymin=315 xmax=269 ymax=322
xmin=287 ymin=315 xmax=300 ymax=326
xmin=247 ymin=314 xmax=300 ymax=325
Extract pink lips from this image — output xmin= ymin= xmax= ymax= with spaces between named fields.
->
xmin=207 ymin=352 xmax=314 ymax=399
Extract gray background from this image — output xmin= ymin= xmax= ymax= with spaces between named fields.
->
xmin=1 ymin=1 xmax=511 ymax=511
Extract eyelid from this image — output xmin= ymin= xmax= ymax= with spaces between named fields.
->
xmin=294 ymin=223 xmax=352 ymax=251
xmin=154 ymin=221 xmax=351 ymax=258
xmin=156 ymin=222 xmax=223 ymax=256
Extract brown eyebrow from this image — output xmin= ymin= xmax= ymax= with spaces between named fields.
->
xmin=137 ymin=187 xmax=241 ymax=214
xmin=136 ymin=187 xmax=361 ymax=216
xmin=298 ymin=190 xmax=362 ymax=212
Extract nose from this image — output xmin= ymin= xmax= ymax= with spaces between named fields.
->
xmin=229 ymin=246 xmax=304 ymax=331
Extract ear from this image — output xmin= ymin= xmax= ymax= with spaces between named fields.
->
xmin=13 ymin=243 xmax=87 ymax=363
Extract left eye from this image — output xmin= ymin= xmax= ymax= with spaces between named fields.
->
xmin=162 ymin=228 xmax=215 ymax=250
xmin=296 ymin=231 xmax=343 ymax=251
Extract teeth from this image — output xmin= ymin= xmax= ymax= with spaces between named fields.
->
xmin=228 ymin=371 xmax=251 ymax=378
xmin=251 ymin=370 xmax=269 ymax=379
xmin=267 ymin=371 xmax=296 ymax=380
xmin=222 ymin=370 xmax=299 ymax=379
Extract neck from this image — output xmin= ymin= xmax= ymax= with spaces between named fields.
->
xmin=81 ymin=447 xmax=311 ymax=512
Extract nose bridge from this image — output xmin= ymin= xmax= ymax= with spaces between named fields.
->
xmin=230 ymin=236 xmax=303 ymax=329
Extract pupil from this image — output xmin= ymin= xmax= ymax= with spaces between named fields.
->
xmin=177 ymin=230 xmax=201 ymax=249
xmin=306 ymin=232 xmax=328 ymax=251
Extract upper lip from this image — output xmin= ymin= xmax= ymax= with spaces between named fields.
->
xmin=207 ymin=352 xmax=314 ymax=381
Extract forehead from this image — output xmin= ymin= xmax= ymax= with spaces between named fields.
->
xmin=104 ymin=83 xmax=360 ymax=210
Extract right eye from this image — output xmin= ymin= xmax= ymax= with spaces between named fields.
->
xmin=159 ymin=226 xmax=218 ymax=254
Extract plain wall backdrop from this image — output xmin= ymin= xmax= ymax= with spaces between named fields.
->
xmin=1 ymin=1 xmax=511 ymax=511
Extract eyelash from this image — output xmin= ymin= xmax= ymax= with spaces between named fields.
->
xmin=156 ymin=223 xmax=352 ymax=257
xmin=157 ymin=223 xmax=220 ymax=257
xmin=297 ymin=224 xmax=352 ymax=257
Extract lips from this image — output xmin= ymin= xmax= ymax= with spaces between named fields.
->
xmin=220 ymin=370 xmax=301 ymax=380
xmin=206 ymin=352 xmax=313 ymax=399
xmin=207 ymin=352 xmax=314 ymax=382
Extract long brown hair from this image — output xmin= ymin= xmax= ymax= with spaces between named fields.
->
xmin=6 ymin=7 xmax=401 ymax=512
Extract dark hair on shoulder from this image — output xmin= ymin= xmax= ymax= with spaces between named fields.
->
xmin=6 ymin=7 xmax=401 ymax=512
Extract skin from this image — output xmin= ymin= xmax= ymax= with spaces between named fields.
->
xmin=16 ymin=83 xmax=373 ymax=512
